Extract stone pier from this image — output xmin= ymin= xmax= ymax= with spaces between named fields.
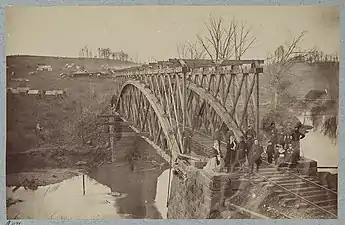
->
xmin=167 ymin=161 xmax=237 ymax=219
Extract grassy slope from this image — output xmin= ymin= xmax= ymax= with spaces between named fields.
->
xmin=259 ymin=62 xmax=338 ymax=118
xmin=6 ymin=55 xmax=138 ymax=153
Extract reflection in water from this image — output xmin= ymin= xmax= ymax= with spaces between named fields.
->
xmin=6 ymin=175 xmax=124 ymax=219
xmin=154 ymin=169 xmax=173 ymax=219
xmin=301 ymin=130 xmax=338 ymax=174
xmin=6 ymin=169 xmax=172 ymax=220
xmin=6 ymin=134 xmax=172 ymax=219
xmin=88 ymin=161 xmax=169 ymax=219
xmin=87 ymin=136 xmax=170 ymax=219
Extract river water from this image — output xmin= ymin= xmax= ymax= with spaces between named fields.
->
xmin=301 ymin=130 xmax=338 ymax=174
xmin=7 ymin=169 xmax=172 ymax=219
xmin=7 ymin=136 xmax=173 ymax=220
xmin=297 ymin=115 xmax=338 ymax=174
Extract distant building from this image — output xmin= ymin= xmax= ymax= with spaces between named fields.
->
xmin=37 ymin=65 xmax=53 ymax=71
xmin=17 ymin=87 xmax=30 ymax=95
xmin=45 ymin=90 xmax=67 ymax=98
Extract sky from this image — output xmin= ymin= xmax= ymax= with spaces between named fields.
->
xmin=5 ymin=5 xmax=340 ymax=62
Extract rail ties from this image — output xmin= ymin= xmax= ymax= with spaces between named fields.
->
xmin=253 ymin=163 xmax=338 ymax=218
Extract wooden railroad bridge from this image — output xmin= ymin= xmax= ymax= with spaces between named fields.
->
xmin=111 ymin=59 xmax=263 ymax=164
xmin=96 ymin=59 xmax=337 ymax=219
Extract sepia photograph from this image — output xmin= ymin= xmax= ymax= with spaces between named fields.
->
xmin=4 ymin=5 xmax=339 ymax=220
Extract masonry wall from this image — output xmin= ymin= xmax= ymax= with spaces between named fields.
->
xmin=167 ymin=162 xmax=235 ymax=219
xmin=167 ymin=158 xmax=319 ymax=219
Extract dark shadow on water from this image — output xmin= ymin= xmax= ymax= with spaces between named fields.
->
xmin=88 ymin=136 xmax=169 ymax=219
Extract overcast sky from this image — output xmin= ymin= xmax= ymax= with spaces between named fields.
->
xmin=5 ymin=6 xmax=340 ymax=62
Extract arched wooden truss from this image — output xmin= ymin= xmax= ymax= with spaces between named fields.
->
xmin=116 ymin=79 xmax=181 ymax=163
xmin=113 ymin=60 xmax=263 ymax=158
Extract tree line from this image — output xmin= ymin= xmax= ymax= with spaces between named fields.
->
xmin=78 ymin=46 xmax=132 ymax=61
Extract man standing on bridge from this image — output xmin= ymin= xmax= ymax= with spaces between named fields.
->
xmin=248 ymin=139 xmax=263 ymax=174
xmin=225 ymin=135 xmax=237 ymax=173
xmin=291 ymin=123 xmax=306 ymax=159
xmin=245 ymin=125 xmax=256 ymax=150
xmin=110 ymin=95 xmax=116 ymax=108
xmin=276 ymin=125 xmax=287 ymax=147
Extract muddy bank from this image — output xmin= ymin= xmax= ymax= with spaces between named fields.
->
xmin=6 ymin=144 xmax=109 ymax=189
xmin=6 ymin=168 xmax=81 ymax=188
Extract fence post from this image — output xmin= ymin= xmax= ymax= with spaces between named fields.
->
xmin=82 ymin=174 xmax=86 ymax=195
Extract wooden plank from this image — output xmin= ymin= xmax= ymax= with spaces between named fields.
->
xmin=220 ymin=59 xmax=265 ymax=66
xmin=97 ymin=114 xmax=115 ymax=118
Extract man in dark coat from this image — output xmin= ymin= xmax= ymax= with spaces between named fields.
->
xmin=266 ymin=141 xmax=275 ymax=164
xmin=245 ymin=125 xmax=256 ymax=140
xmin=248 ymin=139 xmax=264 ymax=173
xmin=110 ymin=95 xmax=116 ymax=108
xmin=236 ymin=136 xmax=247 ymax=171
xmin=276 ymin=125 xmax=287 ymax=147
xmin=270 ymin=132 xmax=278 ymax=147
xmin=291 ymin=125 xmax=306 ymax=159
xmin=245 ymin=125 xmax=256 ymax=151
xmin=225 ymin=135 xmax=237 ymax=173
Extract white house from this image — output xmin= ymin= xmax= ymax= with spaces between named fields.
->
xmin=45 ymin=90 xmax=66 ymax=98
xmin=37 ymin=65 xmax=53 ymax=71
xmin=17 ymin=87 xmax=30 ymax=94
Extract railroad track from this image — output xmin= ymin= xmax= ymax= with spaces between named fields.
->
xmin=251 ymin=163 xmax=337 ymax=219
xmin=189 ymin=132 xmax=338 ymax=219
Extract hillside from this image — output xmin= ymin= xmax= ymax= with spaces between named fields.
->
xmin=7 ymin=55 xmax=138 ymax=71
xmin=6 ymin=55 xmax=138 ymax=153
xmin=259 ymin=61 xmax=339 ymax=140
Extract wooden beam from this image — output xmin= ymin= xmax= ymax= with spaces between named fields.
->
xmin=231 ymin=74 xmax=245 ymax=116
xmin=240 ymin=74 xmax=256 ymax=128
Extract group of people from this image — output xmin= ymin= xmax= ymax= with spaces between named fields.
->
xmin=204 ymin=122 xmax=306 ymax=174
xmin=266 ymin=122 xmax=306 ymax=169
xmin=204 ymin=125 xmax=263 ymax=174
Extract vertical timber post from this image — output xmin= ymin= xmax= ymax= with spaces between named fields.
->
xmin=256 ymin=72 xmax=260 ymax=138
xmin=182 ymin=67 xmax=186 ymax=154
xmin=109 ymin=115 xmax=115 ymax=162
xmin=244 ymin=74 xmax=248 ymax=130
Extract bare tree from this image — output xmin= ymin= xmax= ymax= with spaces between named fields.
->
xmin=177 ymin=40 xmax=206 ymax=60
xmin=196 ymin=15 xmax=256 ymax=63
xmin=266 ymin=31 xmax=317 ymax=110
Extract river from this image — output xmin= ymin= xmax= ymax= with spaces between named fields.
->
xmin=300 ymin=130 xmax=338 ymax=174
xmin=6 ymin=137 xmax=173 ymax=219
xmin=6 ymin=170 xmax=172 ymax=219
